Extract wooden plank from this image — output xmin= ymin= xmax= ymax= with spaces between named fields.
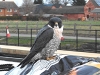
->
xmin=0 ymin=45 xmax=30 ymax=55
xmin=0 ymin=45 xmax=100 ymax=58
xmin=56 ymin=50 xmax=100 ymax=58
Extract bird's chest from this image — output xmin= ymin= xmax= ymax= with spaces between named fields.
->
xmin=41 ymin=33 xmax=61 ymax=57
xmin=47 ymin=34 xmax=60 ymax=48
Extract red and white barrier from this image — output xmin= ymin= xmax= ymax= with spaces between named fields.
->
xmin=6 ymin=26 xmax=10 ymax=38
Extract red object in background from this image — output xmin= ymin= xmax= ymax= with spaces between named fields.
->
xmin=61 ymin=37 xmax=64 ymax=41
xmin=6 ymin=26 xmax=10 ymax=38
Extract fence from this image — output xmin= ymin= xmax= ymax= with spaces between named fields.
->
xmin=0 ymin=28 xmax=100 ymax=53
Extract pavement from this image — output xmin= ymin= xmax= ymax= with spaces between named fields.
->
xmin=0 ymin=45 xmax=100 ymax=58
xmin=1 ymin=33 xmax=100 ymax=40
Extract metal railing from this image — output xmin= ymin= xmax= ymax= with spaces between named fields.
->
xmin=0 ymin=28 xmax=100 ymax=53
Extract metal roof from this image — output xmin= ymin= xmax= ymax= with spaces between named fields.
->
xmin=47 ymin=6 xmax=84 ymax=14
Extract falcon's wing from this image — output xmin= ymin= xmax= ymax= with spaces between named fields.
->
xmin=18 ymin=27 xmax=54 ymax=68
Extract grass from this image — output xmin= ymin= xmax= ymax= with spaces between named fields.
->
xmin=61 ymin=39 xmax=99 ymax=50
xmin=10 ymin=37 xmax=34 ymax=45
xmin=63 ymin=20 xmax=100 ymax=25
xmin=0 ymin=37 xmax=35 ymax=46
xmin=0 ymin=36 xmax=98 ymax=49
xmin=0 ymin=20 xmax=100 ymax=28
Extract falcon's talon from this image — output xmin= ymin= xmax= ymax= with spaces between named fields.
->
xmin=46 ymin=56 xmax=56 ymax=60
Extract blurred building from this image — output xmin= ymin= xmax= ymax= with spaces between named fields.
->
xmin=0 ymin=0 xmax=19 ymax=16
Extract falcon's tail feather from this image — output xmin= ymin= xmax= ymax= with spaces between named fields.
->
xmin=18 ymin=59 xmax=39 ymax=68
xmin=17 ymin=59 xmax=30 ymax=68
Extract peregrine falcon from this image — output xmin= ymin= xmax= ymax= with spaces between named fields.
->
xmin=18 ymin=17 xmax=64 ymax=68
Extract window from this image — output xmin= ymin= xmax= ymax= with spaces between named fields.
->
xmin=88 ymin=8 xmax=91 ymax=12
xmin=14 ymin=9 xmax=17 ymax=12
xmin=0 ymin=9 xmax=2 ymax=12
xmin=7 ymin=9 xmax=12 ymax=12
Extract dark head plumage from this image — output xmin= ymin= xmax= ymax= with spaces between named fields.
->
xmin=48 ymin=17 xmax=62 ymax=28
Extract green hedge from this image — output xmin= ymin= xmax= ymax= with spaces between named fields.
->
xmin=0 ymin=16 xmax=21 ymax=20
xmin=0 ymin=16 xmax=40 ymax=21
xmin=0 ymin=16 xmax=53 ymax=21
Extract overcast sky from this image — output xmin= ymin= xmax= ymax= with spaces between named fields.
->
xmin=0 ymin=0 xmax=89 ymax=7
xmin=14 ymin=0 xmax=46 ymax=6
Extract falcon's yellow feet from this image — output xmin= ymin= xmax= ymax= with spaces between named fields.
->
xmin=46 ymin=56 xmax=56 ymax=60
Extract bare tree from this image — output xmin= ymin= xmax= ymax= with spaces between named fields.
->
xmin=22 ymin=0 xmax=33 ymax=15
xmin=49 ymin=0 xmax=69 ymax=6
xmin=49 ymin=0 xmax=61 ymax=4
xmin=34 ymin=0 xmax=43 ymax=4
xmin=62 ymin=0 xmax=68 ymax=6
xmin=72 ymin=0 xmax=86 ymax=6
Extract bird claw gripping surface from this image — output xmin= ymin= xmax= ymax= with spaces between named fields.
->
xmin=46 ymin=56 xmax=56 ymax=60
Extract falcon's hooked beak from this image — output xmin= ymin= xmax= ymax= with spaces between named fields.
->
xmin=54 ymin=22 xmax=64 ymax=41
xmin=55 ymin=22 xmax=58 ymax=27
